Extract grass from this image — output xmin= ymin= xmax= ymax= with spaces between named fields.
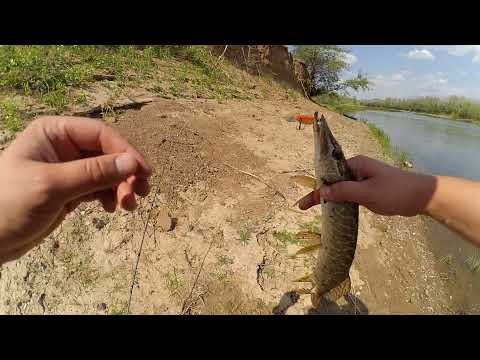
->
xmin=313 ymin=93 xmax=366 ymax=114
xmin=75 ymin=92 xmax=88 ymax=104
xmin=465 ymin=250 xmax=480 ymax=273
xmin=238 ymin=230 xmax=251 ymax=246
xmin=397 ymin=150 xmax=410 ymax=165
xmin=367 ymin=122 xmax=392 ymax=158
xmin=440 ymin=254 xmax=454 ymax=266
xmin=165 ymin=267 xmax=185 ymax=296
xmin=366 ymin=122 xmax=414 ymax=167
xmin=110 ymin=305 xmax=128 ymax=315
xmin=217 ymin=254 xmax=234 ymax=266
xmin=299 ymin=215 xmax=322 ymax=236
xmin=1 ymin=99 xmax=22 ymax=132
xmin=0 ymin=45 xmax=243 ymax=113
xmin=273 ymin=230 xmax=299 ymax=246
xmin=361 ymin=96 xmax=480 ymax=123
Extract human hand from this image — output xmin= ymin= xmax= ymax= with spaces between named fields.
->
xmin=0 ymin=116 xmax=152 ymax=264
xmin=298 ymin=155 xmax=436 ymax=217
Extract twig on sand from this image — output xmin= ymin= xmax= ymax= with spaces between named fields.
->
xmin=181 ymin=235 xmax=217 ymax=314
xmin=279 ymin=168 xmax=314 ymax=174
xmin=127 ymin=174 xmax=163 ymax=314
xmin=223 ymin=162 xmax=287 ymax=200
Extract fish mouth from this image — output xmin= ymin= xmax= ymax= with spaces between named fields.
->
xmin=314 ymin=112 xmax=329 ymax=155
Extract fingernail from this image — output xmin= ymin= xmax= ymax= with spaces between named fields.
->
xmin=115 ymin=153 xmax=137 ymax=177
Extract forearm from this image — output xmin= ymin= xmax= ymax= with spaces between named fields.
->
xmin=425 ymin=176 xmax=480 ymax=247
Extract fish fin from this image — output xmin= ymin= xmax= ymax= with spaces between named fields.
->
xmin=290 ymin=244 xmax=321 ymax=258
xmin=286 ymin=115 xmax=296 ymax=123
xmin=293 ymin=273 xmax=314 ymax=283
xmin=295 ymin=231 xmax=321 ymax=245
xmin=296 ymin=288 xmax=313 ymax=295
xmin=311 ymin=276 xmax=352 ymax=308
xmin=291 ymin=175 xmax=317 ymax=189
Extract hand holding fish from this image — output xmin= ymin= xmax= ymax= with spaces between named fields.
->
xmin=298 ymin=155 xmax=480 ymax=247
xmin=298 ymin=155 xmax=435 ymax=216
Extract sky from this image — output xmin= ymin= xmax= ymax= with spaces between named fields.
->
xmin=343 ymin=46 xmax=480 ymax=100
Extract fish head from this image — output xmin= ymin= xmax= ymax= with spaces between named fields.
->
xmin=313 ymin=112 xmax=351 ymax=183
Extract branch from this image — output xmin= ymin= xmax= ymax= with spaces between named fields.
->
xmin=223 ymin=163 xmax=287 ymax=201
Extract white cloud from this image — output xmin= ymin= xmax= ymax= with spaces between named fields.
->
xmin=391 ymin=73 xmax=405 ymax=81
xmin=343 ymin=53 xmax=358 ymax=65
xmin=356 ymin=71 xmax=461 ymax=99
xmin=404 ymin=49 xmax=435 ymax=60
xmin=427 ymin=45 xmax=480 ymax=64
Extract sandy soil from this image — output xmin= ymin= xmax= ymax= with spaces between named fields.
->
xmin=0 ymin=87 xmax=458 ymax=315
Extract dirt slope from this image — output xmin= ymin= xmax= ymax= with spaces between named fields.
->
xmin=0 ymin=86 xmax=458 ymax=314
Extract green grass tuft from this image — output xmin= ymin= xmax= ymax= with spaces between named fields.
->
xmin=299 ymin=215 xmax=322 ymax=236
xmin=1 ymin=100 xmax=22 ymax=132
xmin=366 ymin=122 xmax=392 ymax=158
xmin=273 ymin=230 xmax=299 ymax=246
xmin=238 ymin=230 xmax=251 ymax=246
xmin=465 ymin=250 xmax=480 ymax=273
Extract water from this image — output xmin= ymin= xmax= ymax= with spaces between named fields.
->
xmin=354 ymin=110 xmax=480 ymax=313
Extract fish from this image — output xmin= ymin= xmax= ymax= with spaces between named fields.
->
xmin=291 ymin=112 xmax=359 ymax=309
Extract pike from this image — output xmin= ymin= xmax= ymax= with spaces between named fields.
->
xmin=290 ymin=112 xmax=359 ymax=309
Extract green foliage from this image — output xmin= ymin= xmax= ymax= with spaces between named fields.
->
xmin=238 ymin=230 xmax=251 ymax=246
xmin=165 ymin=268 xmax=185 ymax=295
xmin=465 ymin=250 xmax=480 ymax=273
xmin=75 ymin=92 xmax=88 ymax=104
xmin=299 ymin=215 xmax=322 ymax=236
xmin=273 ymin=230 xmax=299 ymax=246
xmin=1 ymin=100 xmax=22 ymax=132
xmin=394 ymin=147 xmax=412 ymax=168
xmin=293 ymin=45 xmax=372 ymax=96
xmin=42 ymin=83 xmax=68 ymax=111
xmin=110 ymin=306 xmax=127 ymax=315
xmin=367 ymin=122 xmax=392 ymax=157
xmin=0 ymin=45 xmax=245 ymax=109
xmin=313 ymin=93 xmax=366 ymax=114
xmin=361 ymin=96 xmax=480 ymax=123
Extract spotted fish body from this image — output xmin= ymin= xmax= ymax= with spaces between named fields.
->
xmin=311 ymin=112 xmax=359 ymax=307
xmin=289 ymin=112 xmax=359 ymax=309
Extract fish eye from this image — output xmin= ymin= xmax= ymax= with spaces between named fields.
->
xmin=331 ymin=148 xmax=342 ymax=160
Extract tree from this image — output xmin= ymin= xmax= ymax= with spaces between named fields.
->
xmin=293 ymin=45 xmax=372 ymax=97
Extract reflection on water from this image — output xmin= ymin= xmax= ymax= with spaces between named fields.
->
xmin=354 ymin=110 xmax=480 ymax=313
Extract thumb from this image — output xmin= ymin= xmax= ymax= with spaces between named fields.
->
xmin=322 ymin=180 xmax=370 ymax=204
xmin=50 ymin=152 xmax=138 ymax=199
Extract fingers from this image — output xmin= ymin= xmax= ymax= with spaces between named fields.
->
xmin=298 ymin=180 xmax=372 ymax=209
xmin=323 ymin=181 xmax=371 ymax=204
xmin=60 ymin=117 xmax=152 ymax=178
xmin=36 ymin=116 xmax=151 ymax=178
xmin=117 ymin=177 xmax=137 ymax=211
xmin=347 ymin=155 xmax=384 ymax=180
xmin=50 ymin=152 xmax=138 ymax=199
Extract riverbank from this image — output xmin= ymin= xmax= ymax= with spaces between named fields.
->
xmin=0 ymin=46 xmax=458 ymax=314
xmin=360 ymin=96 xmax=480 ymax=125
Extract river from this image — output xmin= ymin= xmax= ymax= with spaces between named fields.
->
xmin=353 ymin=110 xmax=480 ymax=314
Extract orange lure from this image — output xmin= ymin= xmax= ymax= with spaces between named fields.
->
xmin=287 ymin=114 xmax=315 ymax=129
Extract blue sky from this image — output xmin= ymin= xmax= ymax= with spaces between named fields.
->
xmin=344 ymin=46 xmax=480 ymax=100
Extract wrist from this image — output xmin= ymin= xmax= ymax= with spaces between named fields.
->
xmin=409 ymin=173 xmax=438 ymax=217
xmin=421 ymin=175 xmax=441 ymax=217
